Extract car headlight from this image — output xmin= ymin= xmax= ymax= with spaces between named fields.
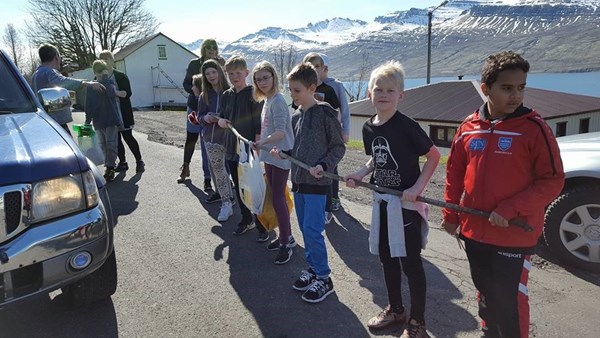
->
xmin=31 ymin=170 xmax=99 ymax=222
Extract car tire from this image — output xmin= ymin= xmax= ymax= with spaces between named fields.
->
xmin=63 ymin=249 xmax=118 ymax=308
xmin=544 ymin=185 xmax=600 ymax=272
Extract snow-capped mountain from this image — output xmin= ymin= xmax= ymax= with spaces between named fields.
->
xmin=182 ymin=0 xmax=600 ymax=79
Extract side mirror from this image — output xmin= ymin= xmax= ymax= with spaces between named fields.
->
xmin=37 ymin=87 xmax=72 ymax=113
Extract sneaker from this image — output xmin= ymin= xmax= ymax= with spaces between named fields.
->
xmin=136 ymin=160 xmax=145 ymax=172
xmin=204 ymin=179 xmax=213 ymax=192
xmin=292 ymin=268 xmax=316 ymax=291
xmin=217 ymin=202 xmax=233 ymax=222
xmin=115 ymin=162 xmax=129 ymax=172
xmin=104 ymin=167 xmax=116 ymax=182
xmin=267 ymin=235 xmax=296 ymax=251
xmin=206 ymin=192 xmax=222 ymax=204
xmin=274 ymin=245 xmax=293 ymax=265
xmin=232 ymin=220 xmax=256 ymax=235
xmin=331 ymin=198 xmax=341 ymax=212
xmin=325 ymin=211 xmax=333 ymax=224
xmin=401 ymin=318 xmax=429 ymax=338
xmin=367 ymin=306 xmax=406 ymax=329
xmin=301 ymin=278 xmax=334 ymax=303
xmin=256 ymin=231 xmax=269 ymax=243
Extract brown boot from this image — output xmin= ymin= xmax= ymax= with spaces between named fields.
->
xmin=177 ymin=163 xmax=190 ymax=183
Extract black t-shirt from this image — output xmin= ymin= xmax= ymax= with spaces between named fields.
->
xmin=291 ymin=82 xmax=340 ymax=110
xmin=363 ymin=111 xmax=433 ymax=191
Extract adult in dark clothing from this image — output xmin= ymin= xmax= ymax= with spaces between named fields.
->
xmin=99 ymin=50 xmax=145 ymax=172
xmin=179 ymin=39 xmax=226 ymax=188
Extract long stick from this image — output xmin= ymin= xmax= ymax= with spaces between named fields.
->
xmin=228 ymin=125 xmax=533 ymax=232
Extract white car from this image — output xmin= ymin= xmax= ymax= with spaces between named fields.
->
xmin=544 ymin=131 xmax=600 ymax=271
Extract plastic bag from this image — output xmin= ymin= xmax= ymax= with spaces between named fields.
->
xmin=237 ymin=140 xmax=266 ymax=214
xmin=257 ymin=176 xmax=294 ymax=231
xmin=73 ymin=124 xmax=105 ymax=165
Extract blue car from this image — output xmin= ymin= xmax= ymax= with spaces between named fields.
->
xmin=0 ymin=49 xmax=117 ymax=307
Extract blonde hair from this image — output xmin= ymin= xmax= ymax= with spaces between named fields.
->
xmin=225 ymin=55 xmax=247 ymax=72
xmin=368 ymin=60 xmax=405 ymax=92
xmin=98 ymin=50 xmax=114 ymax=61
xmin=252 ymin=61 xmax=280 ymax=102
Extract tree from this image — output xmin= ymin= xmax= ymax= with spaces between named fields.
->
xmin=2 ymin=24 xmax=25 ymax=69
xmin=273 ymin=42 xmax=299 ymax=85
xmin=348 ymin=51 xmax=371 ymax=101
xmin=26 ymin=0 xmax=158 ymax=69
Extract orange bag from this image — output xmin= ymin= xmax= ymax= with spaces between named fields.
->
xmin=257 ymin=176 xmax=294 ymax=231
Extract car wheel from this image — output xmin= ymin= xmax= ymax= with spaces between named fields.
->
xmin=544 ymin=185 xmax=600 ymax=272
xmin=63 ymin=249 xmax=118 ymax=308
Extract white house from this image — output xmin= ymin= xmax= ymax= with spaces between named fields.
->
xmin=349 ymin=81 xmax=600 ymax=146
xmin=73 ymin=32 xmax=197 ymax=108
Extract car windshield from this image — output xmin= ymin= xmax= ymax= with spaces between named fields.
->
xmin=0 ymin=53 xmax=37 ymax=114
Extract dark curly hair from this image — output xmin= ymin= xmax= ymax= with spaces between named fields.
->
xmin=481 ymin=51 xmax=530 ymax=87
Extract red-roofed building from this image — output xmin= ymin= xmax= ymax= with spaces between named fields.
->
xmin=349 ymin=81 xmax=600 ymax=147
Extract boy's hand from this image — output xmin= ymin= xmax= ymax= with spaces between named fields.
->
xmin=218 ymin=118 xmax=231 ymax=129
xmin=343 ymin=132 xmax=349 ymax=143
xmin=441 ymin=221 xmax=460 ymax=235
xmin=401 ymin=186 xmax=420 ymax=202
xmin=85 ymin=81 xmax=105 ymax=92
xmin=310 ymin=164 xmax=324 ymax=179
xmin=489 ymin=211 xmax=509 ymax=227
xmin=344 ymin=173 xmax=363 ymax=189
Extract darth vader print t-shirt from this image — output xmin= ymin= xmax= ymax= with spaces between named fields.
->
xmin=362 ymin=111 xmax=433 ymax=191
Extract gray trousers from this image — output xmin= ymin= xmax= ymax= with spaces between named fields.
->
xmin=97 ymin=126 xmax=119 ymax=168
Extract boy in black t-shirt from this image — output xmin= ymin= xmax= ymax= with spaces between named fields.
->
xmin=345 ymin=61 xmax=440 ymax=337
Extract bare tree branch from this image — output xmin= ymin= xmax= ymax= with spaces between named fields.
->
xmin=25 ymin=0 xmax=158 ymax=69
xmin=2 ymin=24 xmax=25 ymax=69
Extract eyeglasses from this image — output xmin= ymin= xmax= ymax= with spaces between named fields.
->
xmin=205 ymin=45 xmax=218 ymax=51
xmin=255 ymin=75 xmax=273 ymax=83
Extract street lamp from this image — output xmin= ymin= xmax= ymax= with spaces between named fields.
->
xmin=427 ymin=0 xmax=448 ymax=84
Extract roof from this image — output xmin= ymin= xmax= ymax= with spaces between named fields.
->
xmin=113 ymin=32 xmax=196 ymax=61
xmin=350 ymin=80 xmax=600 ymax=123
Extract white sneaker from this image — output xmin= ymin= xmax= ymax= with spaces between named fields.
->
xmin=217 ymin=201 xmax=233 ymax=222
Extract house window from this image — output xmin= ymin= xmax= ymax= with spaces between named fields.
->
xmin=579 ymin=118 xmax=590 ymax=134
xmin=429 ymin=125 xmax=458 ymax=147
xmin=158 ymin=45 xmax=167 ymax=60
xmin=556 ymin=122 xmax=567 ymax=137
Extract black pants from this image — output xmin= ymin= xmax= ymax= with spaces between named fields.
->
xmin=378 ymin=202 xmax=426 ymax=321
xmin=118 ymin=129 xmax=142 ymax=163
xmin=465 ymin=240 xmax=531 ymax=338
xmin=183 ymin=132 xmax=199 ymax=164
xmin=227 ymin=159 xmax=252 ymax=225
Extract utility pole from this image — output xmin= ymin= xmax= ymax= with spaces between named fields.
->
xmin=427 ymin=1 xmax=448 ymax=84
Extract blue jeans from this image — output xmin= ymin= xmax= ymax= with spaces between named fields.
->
xmin=293 ymin=192 xmax=330 ymax=278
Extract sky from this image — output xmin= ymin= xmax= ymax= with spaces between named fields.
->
xmin=0 ymin=0 xmax=444 ymax=47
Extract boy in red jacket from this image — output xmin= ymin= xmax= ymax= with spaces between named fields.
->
xmin=441 ymin=51 xmax=565 ymax=338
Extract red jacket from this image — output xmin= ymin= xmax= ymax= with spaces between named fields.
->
xmin=443 ymin=105 xmax=564 ymax=250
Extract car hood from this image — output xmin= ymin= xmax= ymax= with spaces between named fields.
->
xmin=0 ymin=112 xmax=85 ymax=184
xmin=557 ymin=132 xmax=600 ymax=179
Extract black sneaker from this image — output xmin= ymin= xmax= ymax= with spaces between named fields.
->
xmin=292 ymin=268 xmax=316 ymax=291
xmin=104 ymin=167 xmax=116 ymax=182
xmin=203 ymin=179 xmax=213 ymax=192
xmin=301 ymin=277 xmax=334 ymax=303
xmin=205 ymin=192 xmax=222 ymax=204
xmin=256 ymin=231 xmax=269 ymax=243
xmin=115 ymin=162 xmax=128 ymax=172
xmin=267 ymin=235 xmax=296 ymax=251
xmin=136 ymin=160 xmax=145 ymax=172
xmin=274 ymin=245 xmax=292 ymax=265
xmin=232 ymin=220 xmax=256 ymax=235
xmin=325 ymin=211 xmax=333 ymax=224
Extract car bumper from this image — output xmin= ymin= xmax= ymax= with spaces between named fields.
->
xmin=0 ymin=203 xmax=111 ymax=306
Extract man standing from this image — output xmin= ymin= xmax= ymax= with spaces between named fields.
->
xmin=32 ymin=43 xmax=104 ymax=134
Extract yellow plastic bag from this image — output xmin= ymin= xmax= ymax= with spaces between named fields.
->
xmin=258 ymin=176 xmax=294 ymax=231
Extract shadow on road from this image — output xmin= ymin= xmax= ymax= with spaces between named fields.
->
xmin=329 ymin=207 xmax=479 ymax=337
xmin=0 ymin=293 xmax=118 ymax=337
xmin=211 ymin=212 xmax=372 ymax=337
xmin=106 ymin=171 xmax=142 ymax=226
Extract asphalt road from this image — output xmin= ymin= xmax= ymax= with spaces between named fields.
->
xmin=1 ymin=114 xmax=599 ymax=338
